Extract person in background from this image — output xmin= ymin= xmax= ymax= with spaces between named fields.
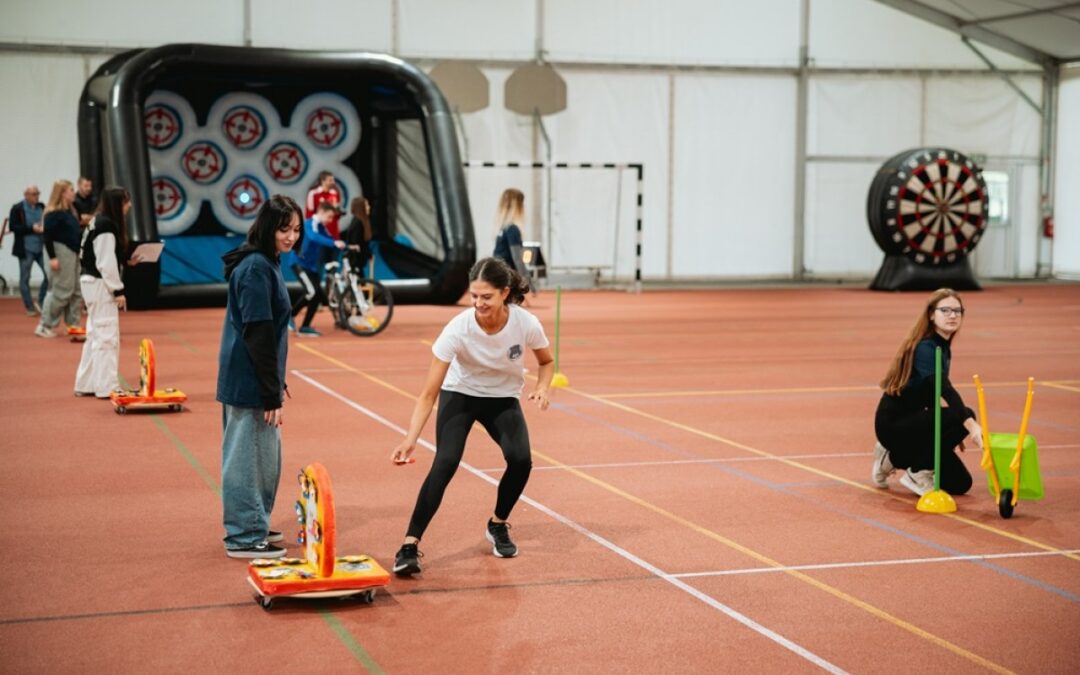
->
xmin=873 ymin=288 xmax=981 ymax=496
xmin=305 ymin=170 xmax=342 ymax=238
xmin=73 ymin=176 xmax=98 ymax=226
xmin=36 ymin=180 xmax=83 ymax=338
xmin=217 ymin=194 xmax=303 ymax=559
xmin=290 ymin=201 xmax=345 ymax=337
xmin=74 ymin=187 xmax=132 ymax=398
xmin=343 ymin=196 xmax=373 ymax=275
xmin=8 ymin=185 xmax=48 ymax=316
xmin=492 ymin=188 xmax=534 ymax=301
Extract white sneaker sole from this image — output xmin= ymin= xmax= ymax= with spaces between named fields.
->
xmin=485 ymin=530 xmax=518 ymax=558
xmin=899 ymin=473 xmax=932 ymax=496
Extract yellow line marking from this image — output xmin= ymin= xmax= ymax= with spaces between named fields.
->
xmin=295 ymin=342 xmax=416 ymax=400
xmin=568 ymin=386 xmax=1080 ymax=562
xmin=532 ymin=448 xmax=1015 ymax=675
xmin=597 ymin=380 xmax=1078 ymax=399
xmin=1043 ymin=381 xmax=1080 ymax=394
xmin=296 ymin=343 xmax=1016 ymax=672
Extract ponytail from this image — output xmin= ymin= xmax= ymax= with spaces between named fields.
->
xmin=469 ymin=256 xmax=529 ymax=305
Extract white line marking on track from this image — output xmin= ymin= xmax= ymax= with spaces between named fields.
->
xmin=291 ymin=370 xmax=848 ymax=675
xmin=475 ymin=452 xmax=870 ymax=473
xmin=670 ymin=549 xmax=1080 ymax=579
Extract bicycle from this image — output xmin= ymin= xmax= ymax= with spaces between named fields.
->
xmin=323 ymin=246 xmax=393 ymax=337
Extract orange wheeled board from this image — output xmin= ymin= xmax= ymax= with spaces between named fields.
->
xmin=109 ymin=338 xmax=187 ymax=414
xmin=67 ymin=326 xmax=86 ymax=342
xmin=247 ymin=463 xmax=390 ymax=609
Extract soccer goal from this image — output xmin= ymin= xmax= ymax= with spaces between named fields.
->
xmin=463 ymin=161 xmax=643 ymax=292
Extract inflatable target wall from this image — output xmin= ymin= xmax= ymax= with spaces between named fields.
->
xmin=867 ymin=148 xmax=988 ymax=291
xmin=79 ymin=44 xmax=475 ymax=308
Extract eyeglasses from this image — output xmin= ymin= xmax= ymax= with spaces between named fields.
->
xmin=936 ymin=307 xmax=964 ymax=317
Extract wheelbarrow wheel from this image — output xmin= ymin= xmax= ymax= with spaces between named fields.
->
xmin=998 ymin=489 xmax=1014 ymax=519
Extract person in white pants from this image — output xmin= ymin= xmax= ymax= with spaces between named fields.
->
xmin=75 ymin=188 xmax=132 ymax=398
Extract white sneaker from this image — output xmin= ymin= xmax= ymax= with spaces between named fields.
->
xmin=34 ymin=324 xmax=56 ymax=338
xmin=899 ymin=469 xmax=935 ymax=496
xmin=871 ymin=442 xmax=895 ymax=488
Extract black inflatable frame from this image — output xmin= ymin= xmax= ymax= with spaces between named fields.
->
xmin=79 ymin=44 xmax=475 ymax=307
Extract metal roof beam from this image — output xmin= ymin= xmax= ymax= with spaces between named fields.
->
xmin=958 ymin=2 xmax=1080 ymax=27
xmin=870 ymin=0 xmax=1057 ymax=67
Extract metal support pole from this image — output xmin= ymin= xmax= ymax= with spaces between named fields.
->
xmin=961 ymin=37 xmax=1042 ymax=114
xmin=792 ymin=0 xmax=810 ymax=280
xmin=534 ymin=109 xmax=553 ymax=267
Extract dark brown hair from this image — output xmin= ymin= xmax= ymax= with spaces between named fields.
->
xmin=469 ymin=256 xmax=529 ymax=305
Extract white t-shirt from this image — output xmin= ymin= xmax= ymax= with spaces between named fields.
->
xmin=432 ymin=304 xmax=550 ymax=398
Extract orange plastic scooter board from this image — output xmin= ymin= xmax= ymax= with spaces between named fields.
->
xmin=109 ymin=338 xmax=187 ymax=414
xmin=247 ymin=463 xmax=390 ymax=609
xmin=67 ymin=326 xmax=86 ymax=342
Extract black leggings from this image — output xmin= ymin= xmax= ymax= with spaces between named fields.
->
xmin=875 ymin=396 xmax=974 ymax=495
xmin=406 ymin=390 xmax=532 ymax=539
xmin=290 ymin=265 xmax=327 ymax=328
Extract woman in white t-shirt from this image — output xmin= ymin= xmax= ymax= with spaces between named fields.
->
xmin=390 ymin=257 xmax=554 ymax=576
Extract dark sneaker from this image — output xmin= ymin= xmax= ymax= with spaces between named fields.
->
xmin=485 ymin=519 xmax=518 ymax=558
xmin=267 ymin=530 xmax=284 ymax=543
xmin=298 ymin=326 xmax=322 ymax=337
xmin=393 ymin=543 xmax=423 ymax=576
xmin=225 ymin=542 xmax=286 ymax=559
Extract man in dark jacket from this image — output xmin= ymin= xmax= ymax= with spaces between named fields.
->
xmin=74 ymin=176 xmax=98 ymax=226
xmin=8 ymin=185 xmax=48 ymax=315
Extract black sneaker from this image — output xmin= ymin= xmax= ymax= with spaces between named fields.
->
xmin=393 ymin=543 xmax=423 ymax=576
xmin=225 ymin=542 xmax=287 ymax=559
xmin=485 ymin=519 xmax=518 ymax=558
xmin=266 ymin=530 xmax=283 ymax=543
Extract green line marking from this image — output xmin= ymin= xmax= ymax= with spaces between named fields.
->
xmin=149 ymin=415 xmax=222 ymax=498
xmin=319 ymin=610 xmax=385 ymax=673
xmin=168 ymin=331 xmax=202 ymax=356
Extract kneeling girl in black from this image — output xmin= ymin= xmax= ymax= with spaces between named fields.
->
xmin=873 ymin=288 xmax=982 ymax=496
xmin=390 ymin=257 xmax=554 ymax=576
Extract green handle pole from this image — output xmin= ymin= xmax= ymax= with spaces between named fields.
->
xmin=934 ymin=346 xmax=942 ymax=492
xmin=554 ymin=286 xmax=562 ymax=372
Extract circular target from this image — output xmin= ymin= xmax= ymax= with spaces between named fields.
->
xmin=264 ymin=142 xmax=309 ymax=184
xmin=867 ymin=148 xmax=988 ymax=266
xmin=225 ymin=174 xmax=269 ymax=220
xmin=181 ymin=141 xmax=228 ymax=184
xmin=222 ymin=104 xmax=268 ymax=150
xmin=145 ymin=103 xmax=183 ymax=150
xmin=305 ymin=107 xmax=347 ymax=149
xmin=152 ymin=177 xmax=186 ymax=220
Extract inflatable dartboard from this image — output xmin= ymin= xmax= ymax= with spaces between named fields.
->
xmin=264 ymin=142 xmax=309 ymax=184
xmin=868 ymin=148 xmax=986 ymax=291
xmin=222 ymin=104 xmax=268 ymax=150
xmin=144 ymin=103 xmax=183 ymax=150
xmin=868 ymin=148 xmax=988 ymax=266
xmin=180 ymin=141 xmax=228 ymax=184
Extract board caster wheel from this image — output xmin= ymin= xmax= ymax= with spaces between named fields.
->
xmin=362 ymin=589 xmax=376 ymax=604
xmin=169 ymin=404 xmax=182 ymax=412
xmin=256 ymin=594 xmax=274 ymax=610
xmin=998 ymin=489 xmax=1014 ymax=519
xmin=115 ymin=406 xmax=127 ymax=415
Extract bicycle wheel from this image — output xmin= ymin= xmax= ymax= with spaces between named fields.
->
xmin=338 ymin=276 xmax=393 ymax=337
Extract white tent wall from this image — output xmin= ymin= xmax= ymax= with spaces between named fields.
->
xmin=1053 ymin=67 xmax=1080 ymax=279
xmin=0 ymin=0 xmax=1068 ymax=288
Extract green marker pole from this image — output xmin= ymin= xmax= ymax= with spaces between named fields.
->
xmin=554 ymin=286 xmax=562 ymax=373
xmin=933 ymin=347 xmax=941 ymax=490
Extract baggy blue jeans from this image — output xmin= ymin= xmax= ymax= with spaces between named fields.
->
xmin=19 ymin=250 xmax=48 ymax=310
xmin=221 ymin=404 xmax=281 ymax=549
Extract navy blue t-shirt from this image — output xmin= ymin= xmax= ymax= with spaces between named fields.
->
xmin=216 ymin=251 xmax=291 ymax=408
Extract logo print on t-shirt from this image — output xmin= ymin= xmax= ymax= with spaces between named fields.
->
xmin=508 ymin=344 xmax=523 ymax=361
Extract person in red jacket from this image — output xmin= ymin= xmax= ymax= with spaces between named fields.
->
xmin=304 ymin=171 xmax=342 ymax=238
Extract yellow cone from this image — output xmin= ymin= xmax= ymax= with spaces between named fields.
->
xmin=551 ymin=372 xmax=569 ymax=389
xmin=916 ymin=489 xmax=957 ymax=513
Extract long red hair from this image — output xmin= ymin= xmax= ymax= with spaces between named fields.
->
xmin=880 ymin=288 xmax=964 ymax=395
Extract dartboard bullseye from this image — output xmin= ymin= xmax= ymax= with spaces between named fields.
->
xmin=225 ymin=175 xmax=269 ymax=219
xmin=264 ymin=142 xmax=309 ymax=184
xmin=305 ymin=107 xmax=346 ymax=148
xmin=222 ymin=105 xmax=267 ymax=150
xmin=181 ymin=141 xmax=228 ymax=184
xmin=145 ymin=104 xmax=183 ymax=150
xmin=152 ymin=177 xmax=185 ymax=219
xmin=868 ymin=148 xmax=988 ymax=266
